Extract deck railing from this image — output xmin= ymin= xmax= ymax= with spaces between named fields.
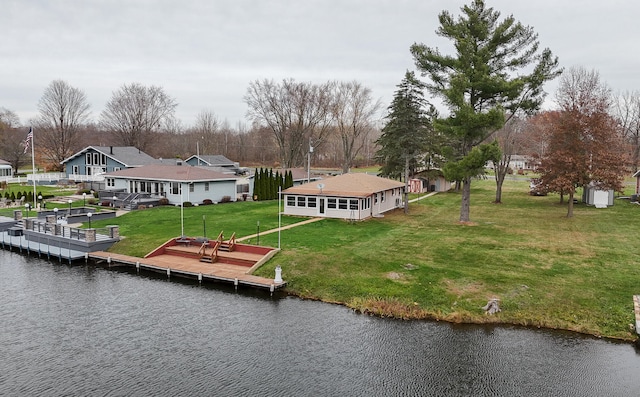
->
xmin=23 ymin=218 xmax=118 ymax=242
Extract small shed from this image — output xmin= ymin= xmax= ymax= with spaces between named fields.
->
xmin=582 ymin=184 xmax=614 ymax=208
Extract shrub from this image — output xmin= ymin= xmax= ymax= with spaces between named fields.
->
xmin=87 ymin=198 xmax=97 ymax=205
xmin=158 ymin=198 xmax=169 ymax=206
xmin=220 ymin=195 xmax=232 ymax=203
xmin=101 ymin=201 xmax=111 ymax=207
xmin=202 ymin=199 xmax=213 ymax=205
xmin=182 ymin=201 xmax=193 ymax=207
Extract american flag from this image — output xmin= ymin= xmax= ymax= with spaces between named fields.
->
xmin=23 ymin=127 xmax=33 ymax=154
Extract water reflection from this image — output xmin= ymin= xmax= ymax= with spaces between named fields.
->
xmin=1 ymin=250 xmax=638 ymax=396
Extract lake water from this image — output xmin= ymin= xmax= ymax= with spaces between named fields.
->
xmin=1 ymin=250 xmax=639 ymax=396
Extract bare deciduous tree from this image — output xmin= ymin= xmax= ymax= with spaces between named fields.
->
xmin=612 ymin=91 xmax=640 ymax=171
xmin=35 ymin=80 xmax=91 ymax=170
xmin=245 ymin=79 xmax=334 ymax=168
xmin=331 ymin=81 xmax=381 ymax=174
xmin=100 ymin=83 xmax=177 ymax=151
xmin=194 ymin=109 xmax=220 ymax=155
xmin=0 ymin=107 xmax=26 ymax=173
xmin=492 ymin=116 xmax=526 ymax=203
xmin=0 ymin=107 xmax=20 ymax=128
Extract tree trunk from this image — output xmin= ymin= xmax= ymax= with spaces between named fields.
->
xmin=460 ymin=176 xmax=471 ymax=222
xmin=404 ymin=156 xmax=409 ymax=214
xmin=566 ymin=191 xmax=574 ymax=218
xmin=494 ymin=173 xmax=504 ymax=203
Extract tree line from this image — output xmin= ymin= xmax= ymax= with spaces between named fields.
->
xmin=0 ymin=79 xmax=382 ymax=174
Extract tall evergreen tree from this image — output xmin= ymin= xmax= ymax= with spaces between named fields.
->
xmin=253 ymin=168 xmax=260 ymax=200
xmin=411 ymin=0 xmax=561 ymax=222
xmin=375 ymin=71 xmax=434 ymax=213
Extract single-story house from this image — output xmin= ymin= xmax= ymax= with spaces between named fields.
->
xmin=0 ymin=159 xmax=12 ymax=179
xmin=282 ymin=173 xmax=404 ymax=220
xmin=62 ymin=146 xmax=159 ymax=182
xmin=184 ymin=154 xmax=244 ymax=174
xmin=103 ymin=164 xmax=239 ymax=205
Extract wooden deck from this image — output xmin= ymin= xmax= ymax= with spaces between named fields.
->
xmin=89 ymin=248 xmax=285 ymax=291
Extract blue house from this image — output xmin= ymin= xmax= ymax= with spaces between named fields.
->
xmin=61 ymin=146 xmax=159 ymax=183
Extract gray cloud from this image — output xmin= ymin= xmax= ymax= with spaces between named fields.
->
xmin=3 ymin=0 xmax=640 ymax=127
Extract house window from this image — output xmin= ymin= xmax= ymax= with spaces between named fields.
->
xmin=287 ymin=196 xmax=295 ymax=207
xmin=189 ymin=183 xmax=194 ymax=193
xmin=106 ymin=178 xmax=114 ymax=187
xmin=72 ymin=165 xmax=79 ymax=175
xmin=86 ymin=153 xmax=92 ymax=165
xmin=327 ymin=198 xmax=337 ymax=209
xmin=308 ymin=197 xmax=317 ymax=208
xmin=93 ymin=153 xmax=100 ymax=166
xmin=113 ymin=167 xmax=121 ymax=172
xmin=204 ymin=182 xmax=209 ymax=191
xmin=349 ymin=199 xmax=358 ymax=210
xmin=381 ymin=191 xmax=385 ymax=202
xmin=338 ymin=199 xmax=348 ymax=210
xmin=297 ymin=196 xmax=306 ymax=207
xmin=171 ymin=182 xmax=181 ymax=195
xmin=101 ymin=154 xmax=107 ymax=165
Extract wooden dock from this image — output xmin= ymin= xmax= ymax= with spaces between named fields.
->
xmin=89 ymin=246 xmax=285 ymax=292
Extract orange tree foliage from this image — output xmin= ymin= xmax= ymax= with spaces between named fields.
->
xmin=537 ymin=67 xmax=628 ymax=217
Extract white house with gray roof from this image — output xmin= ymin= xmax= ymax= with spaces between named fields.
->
xmin=104 ymin=164 xmax=239 ymax=205
xmin=282 ymin=173 xmax=405 ymax=220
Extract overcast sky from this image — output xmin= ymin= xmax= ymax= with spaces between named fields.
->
xmin=4 ymin=0 xmax=640 ymax=128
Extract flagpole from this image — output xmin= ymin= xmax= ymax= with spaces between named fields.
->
xmin=30 ymin=127 xmax=37 ymax=209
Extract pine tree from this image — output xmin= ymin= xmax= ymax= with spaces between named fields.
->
xmin=375 ymin=71 xmax=434 ymax=213
xmin=410 ymin=0 xmax=561 ymax=222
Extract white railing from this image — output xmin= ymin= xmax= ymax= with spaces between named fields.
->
xmin=28 ymin=173 xmax=66 ymax=182
xmin=1 ymin=173 xmax=67 ymax=184
xmin=67 ymin=174 xmax=105 ymax=182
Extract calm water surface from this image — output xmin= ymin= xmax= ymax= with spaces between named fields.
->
xmin=1 ymin=250 xmax=638 ymax=396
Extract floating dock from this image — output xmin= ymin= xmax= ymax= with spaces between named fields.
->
xmin=1 ymin=229 xmax=88 ymax=262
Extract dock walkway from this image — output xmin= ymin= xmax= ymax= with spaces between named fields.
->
xmin=89 ymin=250 xmax=285 ymax=291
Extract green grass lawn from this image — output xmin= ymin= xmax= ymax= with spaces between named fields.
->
xmin=20 ymin=178 xmax=640 ymax=340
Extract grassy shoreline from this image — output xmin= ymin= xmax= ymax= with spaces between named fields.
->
xmin=75 ymin=178 xmax=640 ymax=341
xmin=256 ymin=179 xmax=639 ymax=341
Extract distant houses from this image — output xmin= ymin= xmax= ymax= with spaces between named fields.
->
xmin=184 ymin=154 xmax=244 ymax=175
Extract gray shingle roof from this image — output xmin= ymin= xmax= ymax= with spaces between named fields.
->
xmin=61 ymin=146 xmax=159 ymax=167
xmin=186 ymin=154 xmax=235 ymax=166
xmin=106 ymin=164 xmax=238 ymax=182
